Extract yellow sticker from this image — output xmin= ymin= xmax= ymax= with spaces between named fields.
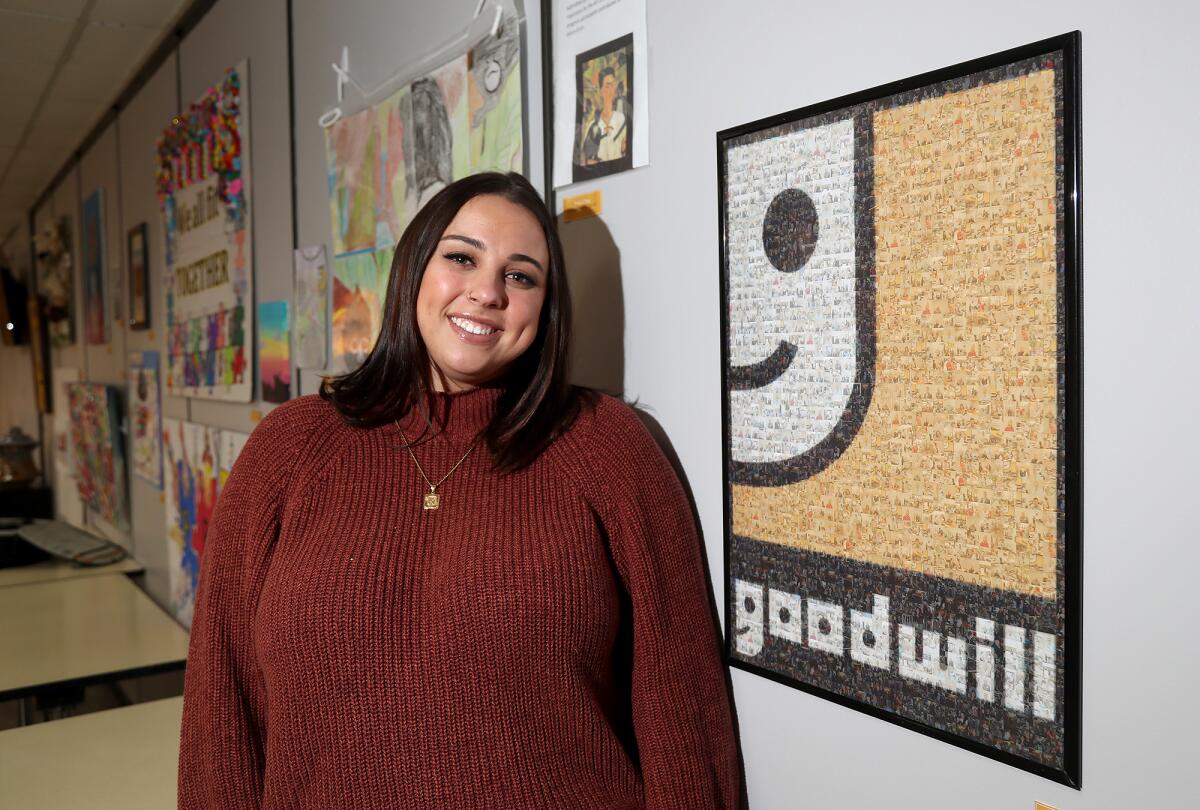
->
xmin=562 ymin=190 xmax=602 ymax=222
xmin=250 ymin=409 xmax=263 ymax=424
xmin=159 ymin=493 xmax=165 ymax=505
xmin=1035 ymin=803 xmax=1060 ymax=810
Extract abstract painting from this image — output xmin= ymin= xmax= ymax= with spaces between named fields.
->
xmin=81 ymin=189 xmax=107 ymax=344
xmin=128 ymin=350 xmax=163 ymax=488
xmin=293 ymin=244 xmax=328 ymax=369
xmin=258 ymin=300 xmax=290 ymax=403
xmin=66 ymin=382 xmax=128 ymax=530
xmin=720 ymin=34 xmax=1081 ymax=786
xmin=157 ymin=61 xmax=253 ymax=401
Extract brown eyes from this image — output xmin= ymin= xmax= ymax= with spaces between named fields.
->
xmin=443 ymin=252 xmax=537 ymax=288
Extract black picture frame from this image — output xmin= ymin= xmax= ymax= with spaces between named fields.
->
xmin=127 ymin=222 xmax=150 ymax=330
xmin=718 ymin=32 xmax=1082 ymax=787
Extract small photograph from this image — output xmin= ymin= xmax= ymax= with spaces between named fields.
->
xmin=571 ymin=33 xmax=633 ymax=182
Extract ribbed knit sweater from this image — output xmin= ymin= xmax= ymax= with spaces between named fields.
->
xmin=178 ymin=387 xmax=741 ymax=808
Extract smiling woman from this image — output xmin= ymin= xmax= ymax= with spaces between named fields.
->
xmin=178 ymin=172 xmax=743 ymax=807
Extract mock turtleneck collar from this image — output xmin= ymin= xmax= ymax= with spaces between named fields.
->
xmin=393 ymin=386 xmax=502 ymax=444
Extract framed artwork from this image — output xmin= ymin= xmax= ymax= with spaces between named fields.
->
xmin=127 ymin=222 xmax=150 ymax=329
xmin=571 ymin=33 xmax=633 ymax=182
xmin=81 ymin=189 xmax=107 ymax=344
xmin=128 ymin=350 xmax=163 ymax=488
xmin=257 ymin=300 xmax=290 ymax=404
xmin=719 ymin=33 xmax=1081 ymax=786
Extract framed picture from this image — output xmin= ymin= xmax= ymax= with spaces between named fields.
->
xmin=127 ymin=222 xmax=150 ymax=329
xmin=571 ymin=33 xmax=633 ymax=183
xmin=719 ymin=33 xmax=1081 ymax=786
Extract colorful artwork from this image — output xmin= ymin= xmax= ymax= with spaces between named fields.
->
xmin=81 ymin=189 xmax=107 ymax=344
xmin=720 ymin=35 xmax=1081 ymax=785
xmin=331 ymin=250 xmax=390 ymax=372
xmin=293 ymin=245 xmax=329 ymax=369
xmin=34 ymin=217 xmax=74 ymax=346
xmin=128 ymin=351 xmax=163 ymax=488
xmin=572 ymin=34 xmax=633 ymax=182
xmin=52 ymin=368 xmax=85 ymax=528
xmin=258 ymin=300 xmax=291 ymax=403
xmin=158 ymin=61 xmax=253 ymax=401
xmin=468 ymin=20 xmax=523 ymax=173
xmin=163 ymin=419 xmax=219 ymax=626
xmin=66 ymin=383 xmax=128 ymax=530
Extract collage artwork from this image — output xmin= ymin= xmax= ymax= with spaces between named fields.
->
xmin=66 ymin=383 xmax=129 ymax=532
xmin=324 ymin=21 xmax=522 ymax=372
xmin=722 ymin=40 xmax=1079 ymax=781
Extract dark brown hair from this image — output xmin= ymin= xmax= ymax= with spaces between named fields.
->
xmin=320 ymin=172 xmax=589 ymax=472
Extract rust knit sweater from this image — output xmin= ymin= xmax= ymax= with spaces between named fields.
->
xmin=178 ymin=387 xmax=740 ymax=808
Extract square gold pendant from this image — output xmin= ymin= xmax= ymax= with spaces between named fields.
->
xmin=423 ymin=493 xmax=440 ymax=510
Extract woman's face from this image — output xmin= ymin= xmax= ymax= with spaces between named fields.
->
xmin=416 ymin=194 xmax=549 ymax=392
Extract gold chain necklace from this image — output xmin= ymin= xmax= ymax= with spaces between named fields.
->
xmin=395 ymin=422 xmax=479 ymax=511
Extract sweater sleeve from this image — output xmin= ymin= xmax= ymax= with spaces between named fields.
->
xmin=566 ymin=396 xmax=742 ymax=808
xmin=177 ymin=399 xmax=324 ymax=808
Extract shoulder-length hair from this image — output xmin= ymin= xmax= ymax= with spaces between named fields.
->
xmin=321 ymin=172 xmax=589 ymax=472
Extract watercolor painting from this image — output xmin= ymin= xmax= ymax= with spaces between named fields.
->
xmin=331 ymin=249 xmax=390 ymax=372
xmin=258 ymin=300 xmax=291 ymax=403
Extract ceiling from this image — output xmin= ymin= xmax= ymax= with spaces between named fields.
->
xmin=0 ymin=0 xmax=191 ymax=256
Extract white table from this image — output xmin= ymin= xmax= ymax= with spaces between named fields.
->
xmin=0 ymin=555 xmax=143 ymax=589
xmin=0 ymin=574 xmax=189 ymax=702
xmin=0 ymin=696 xmax=182 ymax=808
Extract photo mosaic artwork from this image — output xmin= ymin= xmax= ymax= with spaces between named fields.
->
xmin=719 ymin=34 xmax=1080 ymax=785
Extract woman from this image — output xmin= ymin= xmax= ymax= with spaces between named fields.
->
xmin=178 ymin=172 xmax=741 ymax=807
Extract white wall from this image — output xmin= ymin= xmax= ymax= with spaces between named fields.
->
xmin=558 ymin=1 xmax=1198 ymax=808
xmin=4 ymin=0 xmax=1196 ymax=806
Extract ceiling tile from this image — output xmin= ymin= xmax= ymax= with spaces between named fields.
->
xmin=0 ymin=95 xmax=39 ymax=147
xmin=37 ymin=97 xmax=109 ymax=131
xmin=50 ymin=59 xmax=122 ymax=101
xmin=0 ymin=1 xmax=87 ymax=19
xmin=0 ymin=57 xmax=57 ymax=91
xmin=92 ymin=0 xmax=186 ymax=29
xmin=0 ymin=11 xmax=73 ymax=64
xmin=67 ymin=19 xmax=158 ymax=69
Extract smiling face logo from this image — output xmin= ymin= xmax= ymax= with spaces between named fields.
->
xmin=724 ymin=111 xmax=875 ymax=487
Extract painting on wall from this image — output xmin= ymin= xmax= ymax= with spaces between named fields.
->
xmin=163 ymin=419 xmax=252 ymax=626
xmin=34 ymin=217 xmax=75 ymax=347
xmin=81 ymin=189 xmax=107 ymax=344
xmin=258 ymin=300 xmax=290 ymax=404
xmin=67 ymin=383 xmax=129 ymax=531
xmin=719 ymin=33 xmax=1081 ymax=786
xmin=331 ymin=249 xmax=390 ymax=373
xmin=157 ymin=61 xmax=253 ymax=401
xmin=293 ymin=245 xmax=329 ymax=369
xmin=128 ymin=350 xmax=163 ymax=488
xmin=127 ymin=222 xmax=150 ymax=329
